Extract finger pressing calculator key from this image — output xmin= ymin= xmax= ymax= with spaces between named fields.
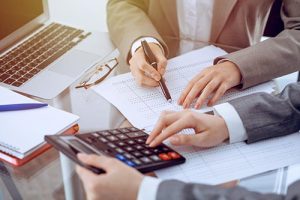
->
xmin=45 ymin=127 xmax=186 ymax=174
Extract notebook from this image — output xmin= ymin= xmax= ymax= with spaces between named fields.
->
xmin=0 ymin=86 xmax=79 ymax=159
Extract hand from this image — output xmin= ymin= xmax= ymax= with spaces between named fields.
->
xmin=129 ymin=42 xmax=167 ymax=87
xmin=146 ymin=110 xmax=229 ymax=147
xmin=76 ymin=154 xmax=144 ymax=200
xmin=178 ymin=61 xmax=242 ymax=109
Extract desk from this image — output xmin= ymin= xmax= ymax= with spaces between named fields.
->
xmin=1 ymin=1 xmax=300 ymax=199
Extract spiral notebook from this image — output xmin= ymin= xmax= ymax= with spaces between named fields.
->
xmin=0 ymin=86 xmax=79 ymax=159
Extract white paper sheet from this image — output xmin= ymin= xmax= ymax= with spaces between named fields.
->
xmin=93 ymin=46 xmax=275 ymax=130
xmin=92 ymin=45 xmax=292 ymax=185
xmin=155 ymin=131 xmax=300 ymax=185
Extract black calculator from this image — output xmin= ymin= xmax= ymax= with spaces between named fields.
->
xmin=45 ymin=127 xmax=185 ymax=174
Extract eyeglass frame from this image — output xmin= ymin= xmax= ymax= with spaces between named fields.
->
xmin=75 ymin=58 xmax=119 ymax=89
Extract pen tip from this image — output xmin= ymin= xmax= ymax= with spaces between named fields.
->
xmin=168 ymin=99 xmax=172 ymax=103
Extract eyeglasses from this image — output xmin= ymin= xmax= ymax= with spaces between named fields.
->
xmin=75 ymin=58 xmax=118 ymax=89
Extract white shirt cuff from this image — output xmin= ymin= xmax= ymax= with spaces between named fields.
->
xmin=137 ymin=176 xmax=162 ymax=200
xmin=213 ymin=102 xmax=247 ymax=143
xmin=216 ymin=58 xmax=230 ymax=64
xmin=131 ymin=37 xmax=164 ymax=57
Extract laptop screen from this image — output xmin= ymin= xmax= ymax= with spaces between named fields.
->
xmin=0 ymin=0 xmax=47 ymax=52
xmin=0 ymin=0 xmax=44 ymax=40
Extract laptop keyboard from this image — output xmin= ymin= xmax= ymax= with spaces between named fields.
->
xmin=0 ymin=23 xmax=90 ymax=87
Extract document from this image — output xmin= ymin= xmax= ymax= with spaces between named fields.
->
xmin=155 ymin=132 xmax=300 ymax=184
xmin=93 ymin=46 xmax=274 ymax=130
xmin=93 ymin=45 xmax=292 ymax=184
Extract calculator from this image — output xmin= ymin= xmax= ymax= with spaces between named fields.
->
xmin=45 ymin=127 xmax=185 ymax=174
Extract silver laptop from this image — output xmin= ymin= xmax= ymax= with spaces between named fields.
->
xmin=0 ymin=0 xmax=111 ymax=99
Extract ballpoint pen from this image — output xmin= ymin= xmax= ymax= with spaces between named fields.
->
xmin=141 ymin=40 xmax=172 ymax=102
xmin=0 ymin=103 xmax=48 ymax=112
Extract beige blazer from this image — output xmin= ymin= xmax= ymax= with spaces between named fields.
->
xmin=107 ymin=0 xmax=300 ymax=88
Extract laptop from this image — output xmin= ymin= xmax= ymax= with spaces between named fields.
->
xmin=0 ymin=0 xmax=112 ymax=99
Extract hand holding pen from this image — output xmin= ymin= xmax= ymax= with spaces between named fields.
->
xmin=141 ymin=40 xmax=172 ymax=102
xmin=128 ymin=41 xmax=167 ymax=87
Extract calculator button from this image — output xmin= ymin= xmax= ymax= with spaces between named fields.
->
xmin=168 ymin=152 xmax=181 ymax=159
xmin=132 ymin=151 xmax=143 ymax=157
xmin=159 ymin=153 xmax=171 ymax=161
xmin=92 ymin=133 xmax=99 ymax=137
xmin=153 ymin=148 xmax=161 ymax=154
xmin=142 ymin=150 xmax=152 ymax=155
xmin=98 ymin=131 xmax=110 ymax=136
xmin=124 ymin=153 xmax=134 ymax=159
xmin=84 ymin=137 xmax=94 ymax=144
xmin=150 ymin=155 xmax=161 ymax=162
xmin=136 ymin=138 xmax=146 ymax=144
xmin=116 ymin=141 xmax=126 ymax=147
xmin=107 ymin=135 xmax=118 ymax=142
xmin=107 ymin=143 xmax=116 ymax=148
xmin=116 ymin=154 xmax=126 ymax=161
xmin=126 ymin=131 xmax=147 ymax=138
xmin=98 ymin=137 xmax=108 ymax=143
xmin=157 ymin=145 xmax=169 ymax=152
xmin=128 ymin=127 xmax=139 ymax=132
xmin=109 ymin=129 xmax=121 ymax=135
xmin=126 ymin=140 xmax=135 ymax=145
xmin=116 ymin=148 xmax=125 ymax=154
xmin=135 ymin=145 xmax=144 ymax=150
xmin=125 ymin=160 xmax=136 ymax=167
xmin=140 ymin=157 xmax=152 ymax=164
xmin=143 ymin=144 xmax=152 ymax=149
xmin=104 ymin=149 xmax=113 ymax=154
xmin=124 ymin=146 xmax=134 ymax=152
xmin=116 ymin=134 xmax=128 ymax=140
xmin=119 ymin=128 xmax=130 ymax=133
xmin=132 ymin=159 xmax=142 ymax=165
xmin=162 ymin=147 xmax=170 ymax=152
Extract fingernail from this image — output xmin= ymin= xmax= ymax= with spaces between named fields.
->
xmin=177 ymin=99 xmax=182 ymax=105
xmin=149 ymin=141 xmax=155 ymax=147
xmin=146 ymin=138 xmax=150 ymax=144
xmin=194 ymin=104 xmax=199 ymax=109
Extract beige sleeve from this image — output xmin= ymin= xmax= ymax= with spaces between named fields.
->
xmin=107 ymin=0 xmax=169 ymax=63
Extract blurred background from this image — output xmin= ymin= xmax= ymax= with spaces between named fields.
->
xmin=49 ymin=0 xmax=108 ymax=32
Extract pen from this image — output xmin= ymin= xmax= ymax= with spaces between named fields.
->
xmin=141 ymin=40 xmax=172 ymax=102
xmin=0 ymin=103 xmax=48 ymax=112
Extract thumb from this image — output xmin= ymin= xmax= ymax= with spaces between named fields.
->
xmin=170 ymin=134 xmax=199 ymax=146
xmin=77 ymin=153 xmax=114 ymax=172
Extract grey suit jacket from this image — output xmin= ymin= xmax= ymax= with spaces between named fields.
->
xmin=157 ymin=82 xmax=300 ymax=200
xmin=107 ymin=0 xmax=300 ymax=88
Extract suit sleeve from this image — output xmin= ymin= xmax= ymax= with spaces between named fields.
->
xmin=156 ymin=179 xmax=300 ymax=200
xmin=229 ymin=82 xmax=300 ymax=144
xmin=215 ymin=0 xmax=300 ymax=89
xmin=106 ymin=0 xmax=168 ymax=63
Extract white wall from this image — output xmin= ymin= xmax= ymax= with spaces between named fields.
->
xmin=48 ymin=0 xmax=108 ymax=32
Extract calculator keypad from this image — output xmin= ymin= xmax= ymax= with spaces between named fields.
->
xmin=77 ymin=127 xmax=185 ymax=173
